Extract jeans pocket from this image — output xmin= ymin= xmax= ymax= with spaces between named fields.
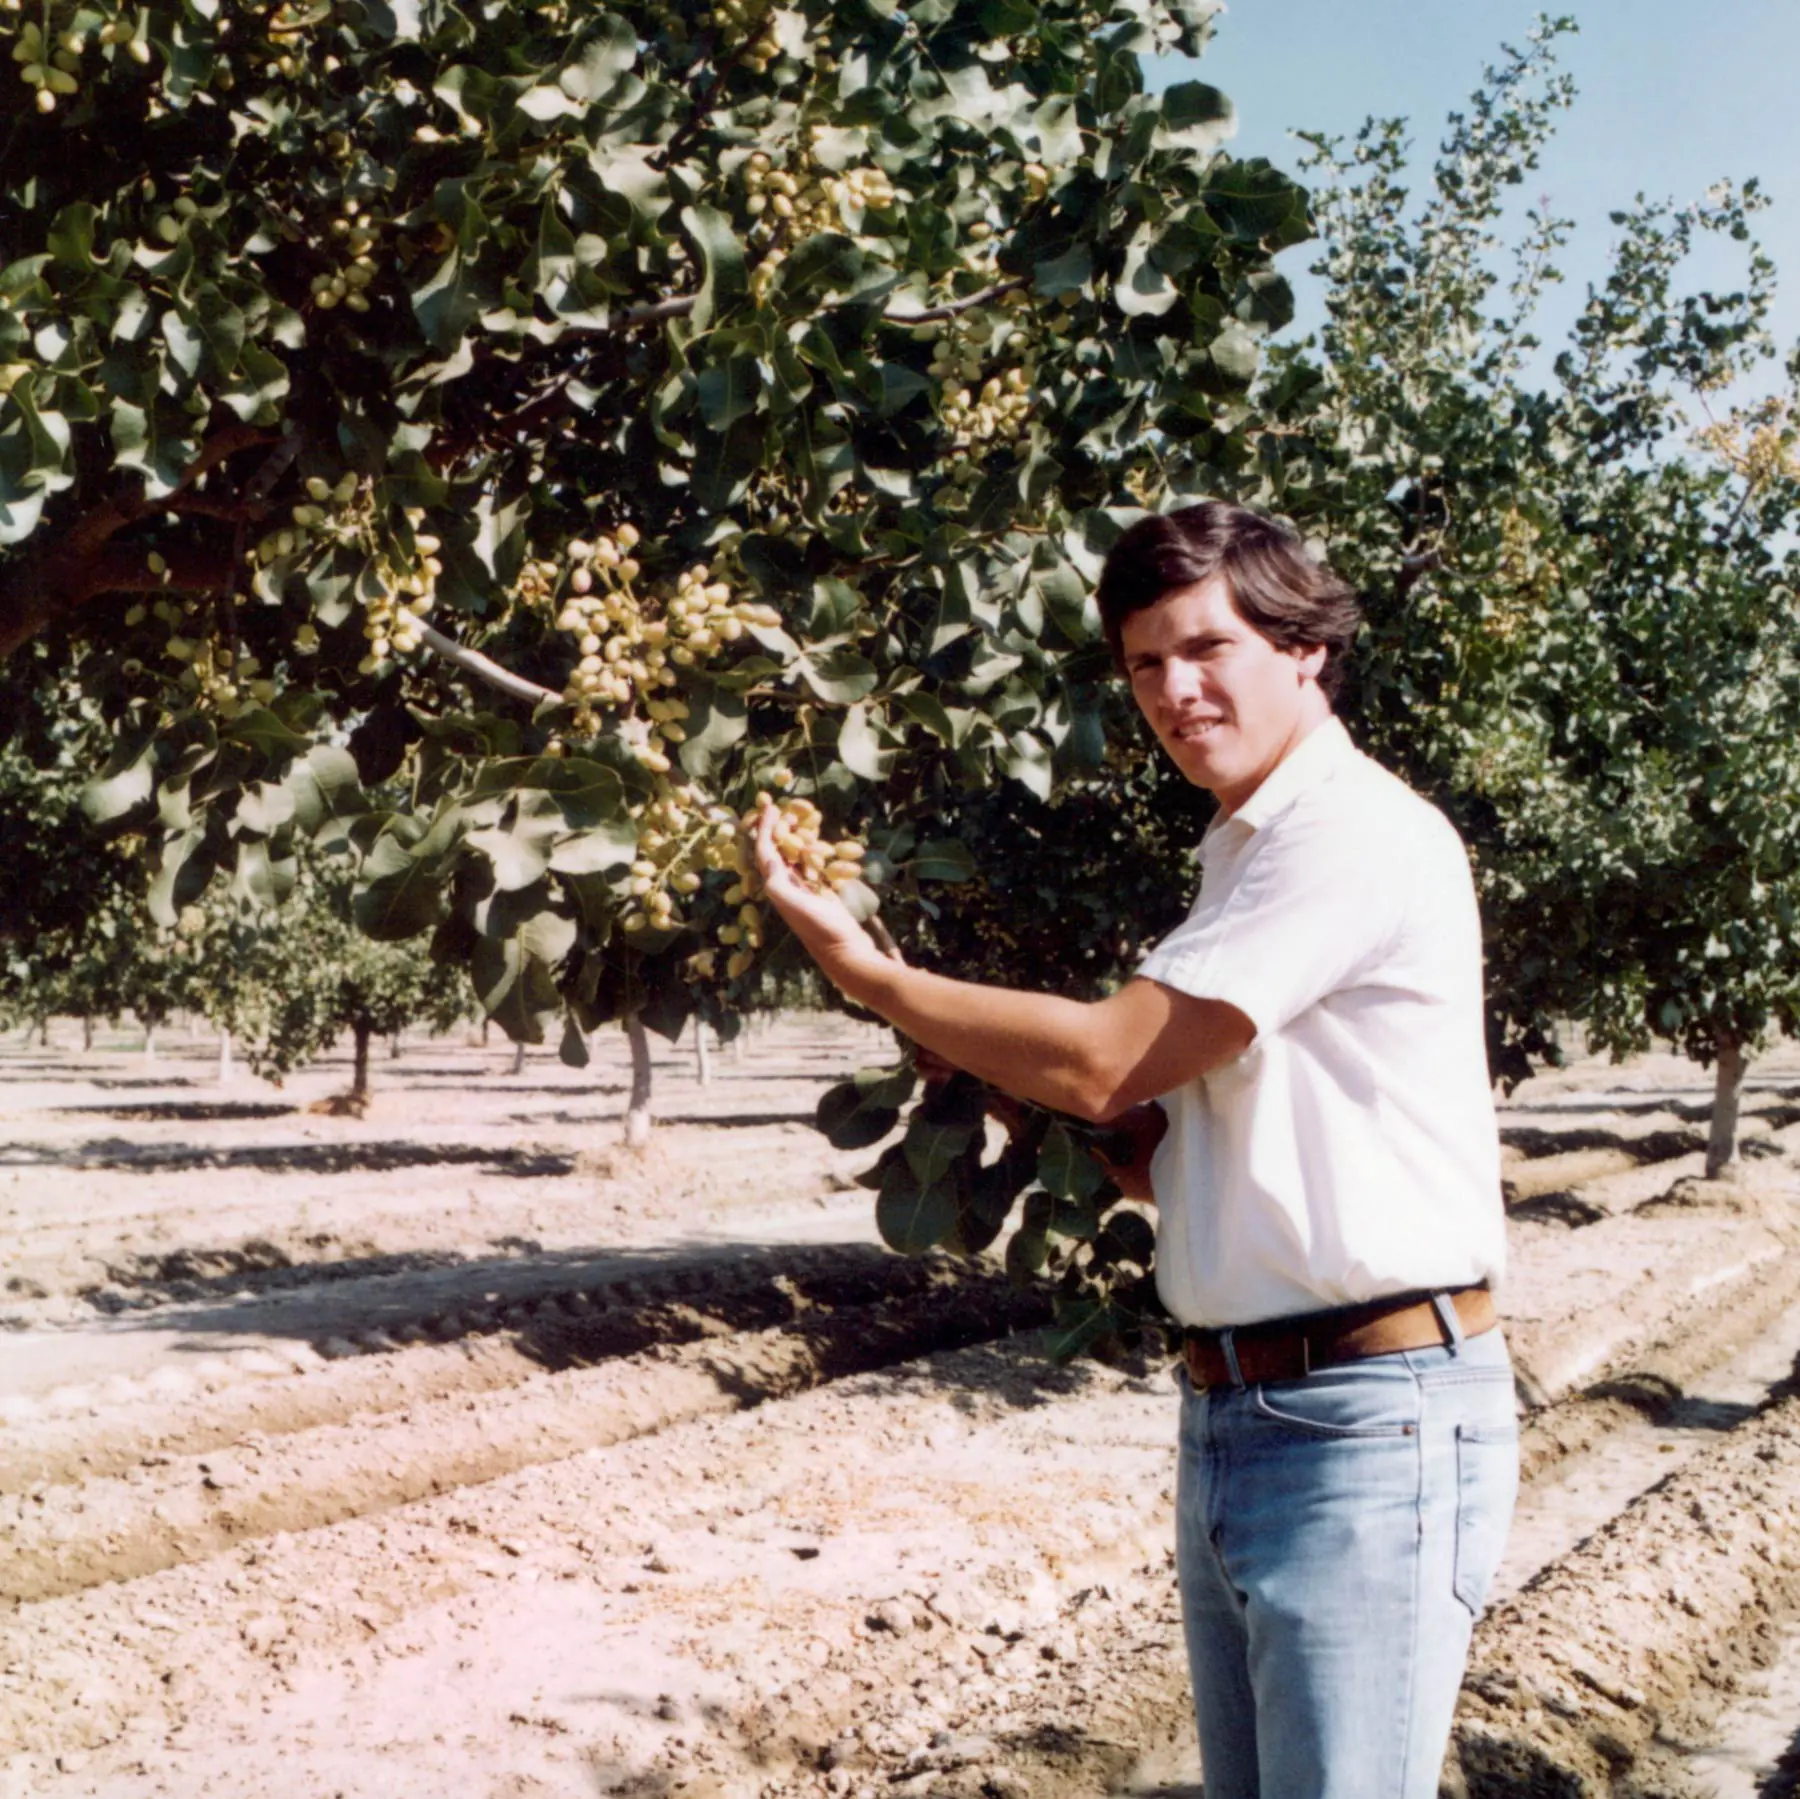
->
xmin=1249 ymin=1375 xmax=1419 ymax=1440
xmin=1453 ymin=1421 xmax=1519 ymax=1616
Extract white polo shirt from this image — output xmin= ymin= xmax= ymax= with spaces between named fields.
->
xmin=1137 ymin=716 xmax=1505 ymax=1329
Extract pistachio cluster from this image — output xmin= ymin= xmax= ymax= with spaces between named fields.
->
xmin=357 ymin=511 xmax=440 ymax=675
xmin=701 ymin=0 xmax=780 ymax=70
xmin=309 ymin=203 xmax=381 ymax=314
xmin=916 ymin=291 xmax=1041 ymax=476
xmin=546 ymin=528 xmax=780 ymax=756
xmin=251 ymin=471 xmax=360 ymax=569
xmin=710 ymin=796 xmax=865 ymax=980
xmin=1488 ymin=506 xmax=1559 ymax=646
xmin=130 ymin=594 xmax=276 ymax=718
xmin=620 ymin=785 xmax=868 ymax=986
xmin=1696 ymin=397 xmax=1800 ymax=493
xmin=245 ymin=476 xmax=437 ymax=674
xmin=743 ymin=147 xmax=897 ymax=298
xmin=621 ymin=785 xmax=739 ymax=940
xmin=12 ymin=21 xmax=79 ymax=111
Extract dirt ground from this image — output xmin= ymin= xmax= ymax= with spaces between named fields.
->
xmin=7 ymin=1016 xmax=1800 ymax=1799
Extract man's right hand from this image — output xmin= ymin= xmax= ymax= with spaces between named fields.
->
xmin=1093 ymin=1101 xmax=1168 ymax=1204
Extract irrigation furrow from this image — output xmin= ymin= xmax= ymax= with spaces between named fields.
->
xmin=1452 ymin=1390 xmax=1800 ymax=1797
xmin=0 ymin=1244 xmax=900 ymax=1491
xmin=3 ymin=1259 xmax=1047 ymax=1606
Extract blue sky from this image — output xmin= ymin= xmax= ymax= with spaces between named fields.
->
xmin=1169 ymin=1 xmax=1800 ymax=382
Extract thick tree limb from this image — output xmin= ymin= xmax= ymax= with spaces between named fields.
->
xmin=0 ymin=423 xmax=277 ymax=661
xmin=1395 ymin=549 xmax=1442 ymax=602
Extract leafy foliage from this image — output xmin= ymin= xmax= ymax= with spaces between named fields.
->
xmin=1 ymin=0 xmax=1306 ymax=1085
xmin=1281 ymin=20 xmax=1800 ymax=1107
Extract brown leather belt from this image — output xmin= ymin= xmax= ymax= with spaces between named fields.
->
xmin=1182 ymin=1286 xmax=1497 ymax=1391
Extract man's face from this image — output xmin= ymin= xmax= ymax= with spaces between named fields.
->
xmin=1120 ymin=574 xmax=1327 ymax=813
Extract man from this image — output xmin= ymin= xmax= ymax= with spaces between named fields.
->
xmin=755 ymin=501 xmax=1515 ymax=1799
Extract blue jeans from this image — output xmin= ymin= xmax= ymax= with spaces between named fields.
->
xmin=1175 ymin=1324 xmax=1518 ymax=1799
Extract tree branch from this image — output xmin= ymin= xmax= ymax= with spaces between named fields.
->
xmin=884 ymin=279 xmax=1028 ymax=325
xmin=416 ymin=620 xmax=561 ymax=707
xmin=1395 ymin=549 xmax=1442 ymax=602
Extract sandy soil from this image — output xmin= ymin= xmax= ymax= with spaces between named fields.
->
xmin=5 ymin=1019 xmax=1800 ymax=1799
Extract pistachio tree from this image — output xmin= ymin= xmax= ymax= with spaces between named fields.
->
xmin=0 ymin=0 xmax=1307 ymax=1279
xmin=197 ymin=852 xmax=474 ymax=1101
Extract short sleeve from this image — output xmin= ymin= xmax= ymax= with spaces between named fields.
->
xmin=1138 ymin=802 xmax=1406 ymax=1039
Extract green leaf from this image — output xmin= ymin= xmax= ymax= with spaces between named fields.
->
xmin=1156 ymin=82 xmax=1237 ymax=154
xmin=559 ymin=1012 xmax=592 ymax=1067
xmin=228 ymin=708 xmax=314 ymax=761
xmin=682 ymin=206 xmax=747 ymax=332
xmin=676 ymin=683 xmax=748 ymax=781
xmin=1005 ymin=1223 xmax=1050 ymax=1282
xmin=815 ymin=1061 xmax=915 ymax=1148
xmin=896 ymin=691 xmax=961 ymax=745
xmin=912 ymin=838 xmax=976 ymax=882
xmin=411 ymin=249 xmax=484 ymax=355
xmin=560 ymin=14 xmax=637 ymax=99
xmin=1034 ymin=242 xmax=1091 ymax=300
xmin=525 ymin=758 xmax=626 ymax=829
xmin=46 ymin=203 xmax=97 ymax=271
xmin=354 ymin=828 xmax=451 ymax=940
xmin=1038 ymin=1122 xmax=1105 ymax=1201
xmin=836 ymin=702 xmax=893 ymax=781
xmin=999 ymin=731 xmax=1054 ymax=800
xmin=1209 ymin=323 xmax=1262 ymax=385
xmin=235 ymin=780 xmax=296 ymax=837
xmin=147 ymin=827 xmax=211 ymax=928
xmin=81 ymin=736 xmax=157 ymax=825
xmin=799 ymin=645 xmax=878 ymax=704
xmin=697 ymin=354 xmax=762 ymax=430
xmin=466 ymin=821 xmax=553 ymax=891
xmin=1043 ymin=1295 xmax=1117 ymax=1362
xmin=230 ymin=836 xmax=284 ymax=909
xmin=471 ymin=926 xmax=562 ymax=1045
xmin=904 ymin=1111 xmax=978 ymax=1184
xmin=1098 ymin=1209 xmax=1156 ymax=1267
xmin=875 ymin=1155 xmax=957 ymax=1256
xmin=1117 ymin=233 xmax=1178 ymax=319
xmin=286 ymin=746 xmax=364 ymax=842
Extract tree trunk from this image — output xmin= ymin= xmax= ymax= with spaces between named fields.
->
xmin=389 ymin=1032 xmax=403 ymax=1060
xmin=624 ymin=1014 xmax=654 ymax=1150
xmin=37 ymin=1017 xmax=51 ymax=1049
xmin=511 ymin=1037 xmax=527 ymax=1076
xmin=217 ymin=1028 xmax=233 ymax=1083
xmin=481 ymin=1018 xmax=491 ymax=1047
xmin=142 ymin=1020 xmax=156 ymax=1067
xmin=1706 ymin=1030 xmax=1749 ymax=1179
xmin=82 ymin=1015 xmax=94 ymax=1052
xmin=694 ymin=1020 xmax=712 ymax=1087
xmin=351 ymin=1022 xmax=372 ymax=1100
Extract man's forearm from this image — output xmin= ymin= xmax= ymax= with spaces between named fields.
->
xmin=841 ymin=953 xmax=1119 ymax=1121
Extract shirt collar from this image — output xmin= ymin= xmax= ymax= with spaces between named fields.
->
xmin=1209 ymin=715 xmax=1353 ymax=841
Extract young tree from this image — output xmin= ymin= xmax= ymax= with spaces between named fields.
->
xmin=1264 ymin=23 xmax=1800 ymax=1172
xmin=208 ymin=854 xmax=474 ymax=1104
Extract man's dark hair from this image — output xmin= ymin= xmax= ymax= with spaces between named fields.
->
xmin=1095 ymin=502 xmax=1363 ymax=698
